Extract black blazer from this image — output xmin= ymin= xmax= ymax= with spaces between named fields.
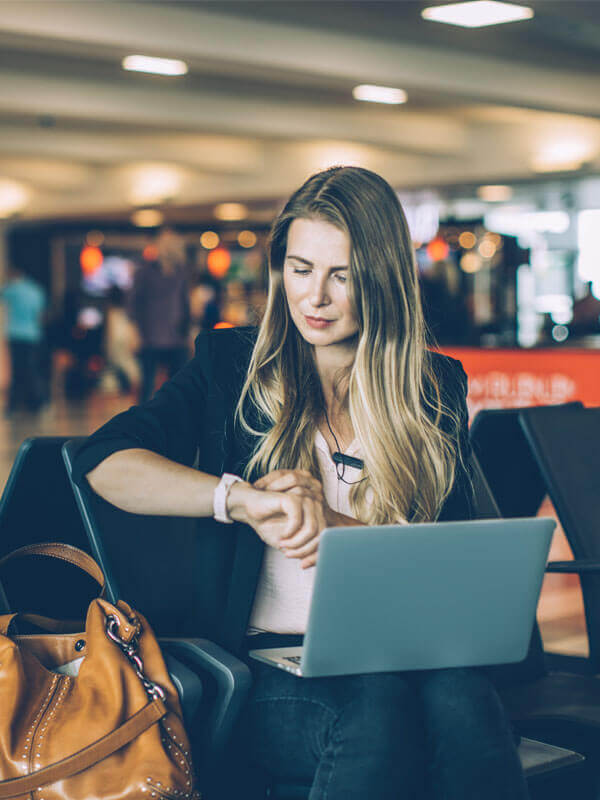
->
xmin=72 ymin=326 xmax=474 ymax=654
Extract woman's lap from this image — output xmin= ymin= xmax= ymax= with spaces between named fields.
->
xmin=234 ymin=661 xmax=529 ymax=800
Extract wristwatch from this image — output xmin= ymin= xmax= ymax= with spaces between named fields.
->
xmin=213 ymin=473 xmax=243 ymax=524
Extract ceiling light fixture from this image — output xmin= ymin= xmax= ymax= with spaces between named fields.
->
xmin=122 ymin=55 xmax=188 ymax=76
xmin=421 ymin=1 xmax=533 ymax=28
xmin=0 ymin=179 xmax=28 ymax=218
xmin=352 ymin=85 xmax=407 ymax=105
xmin=477 ymin=185 xmax=513 ymax=202
xmin=131 ymin=209 xmax=164 ymax=227
xmin=214 ymin=202 xmax=248 ymax=221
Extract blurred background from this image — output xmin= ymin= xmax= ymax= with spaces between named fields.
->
xmin=1 ymin=0 xmax=600 ymax=419
xmin=0 ymin=0 xmax=599 ymax=660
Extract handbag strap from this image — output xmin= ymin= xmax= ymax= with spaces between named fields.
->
xmin=0 ymin=543 xmax=105 ymax=590
xmin=0 ymin=698 xmax=167 ymax=799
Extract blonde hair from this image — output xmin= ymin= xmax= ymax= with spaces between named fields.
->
xmin=236 ymin=166 xmax=463 ymax=523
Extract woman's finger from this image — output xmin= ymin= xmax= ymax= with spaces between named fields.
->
xmin=284 ymin=536 xmax=319 ymax=560
xmin=254 ymin=470 xmax=320 ymax=494
xmin=280 ymin=494 xmax=304 ymax=538
xmin=281 ymin=498 xmax=322 ymax=550
xmin=280 ymin=499 xmax=317 ymax=550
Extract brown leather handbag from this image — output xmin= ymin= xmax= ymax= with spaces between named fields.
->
xmin=0 ymin=543 xmax=200 ymax=800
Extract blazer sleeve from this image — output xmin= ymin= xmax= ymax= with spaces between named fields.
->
xmin=71 ymin=331 xmax=212 ymax=489
xmin=435 ymin=357 xmax=476 ymax=522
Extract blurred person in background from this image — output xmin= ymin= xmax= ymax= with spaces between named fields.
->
xmin=102 ymin=286 xmax=140 ymax=395
xmin=0 ymin=264 xmax=46 ymax=414
xmin=569 ymin=281 xmax=600 ymax=339
xmin=129 ymin=227 xmax=190 ymax=402
xmin=189 ymin=274 xmax=222 ymax=338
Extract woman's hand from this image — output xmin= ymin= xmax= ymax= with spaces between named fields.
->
xmin=254 ymin=469 xmax=324 ymax=501
xmin=252 ymin=470 xmax=334 ymax=569
xmin=226 ymin=481 xmax=322 ymax=567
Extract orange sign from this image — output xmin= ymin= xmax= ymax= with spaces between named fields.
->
xmin=441 ymin=348 xmax=600 ymax=416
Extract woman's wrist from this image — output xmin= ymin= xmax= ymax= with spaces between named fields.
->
xmin=226 ymin=480 xmax=253 ymax=523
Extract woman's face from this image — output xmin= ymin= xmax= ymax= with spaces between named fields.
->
xmin=283 ymin=217 xmax=359 ymax=350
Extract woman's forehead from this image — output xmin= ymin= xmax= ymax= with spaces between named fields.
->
xmin=286 ymin=218 xmax=350 ymax=264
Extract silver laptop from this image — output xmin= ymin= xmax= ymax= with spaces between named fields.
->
xmin=249 ymin=518 xmax=555 ymax=677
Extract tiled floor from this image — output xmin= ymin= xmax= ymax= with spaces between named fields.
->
xmin=0 ymin=390 xmax=589 ymax=661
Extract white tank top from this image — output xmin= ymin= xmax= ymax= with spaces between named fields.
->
xmin=247 ymin=429 xmax=364 ymax=634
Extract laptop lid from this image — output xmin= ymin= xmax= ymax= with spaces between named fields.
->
xmin=301 ymin=518 xmax=554 ymax=677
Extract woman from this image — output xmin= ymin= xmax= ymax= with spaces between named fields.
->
xmin=73 ymin=166 xmax=527 ymax=800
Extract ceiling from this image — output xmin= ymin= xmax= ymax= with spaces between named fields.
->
xmin=0 ymin=0 xmax=599 ymax=222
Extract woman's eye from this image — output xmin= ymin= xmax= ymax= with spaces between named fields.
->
xmin=335 ymin=274 xmax=347 ymax=283
xmin=293 ymin=268 xmax=310 ymax=275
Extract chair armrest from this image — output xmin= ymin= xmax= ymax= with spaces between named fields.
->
xmin=546 ymin=559 xmax=600 ymax=574
xmin=160 ymin=637 xmax=252 ymax=757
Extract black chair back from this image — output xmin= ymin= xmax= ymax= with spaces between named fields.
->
xmin=519 ymin=405 xmax=600 ymax=671
xmin=62 ymin=439 xmax=235 ymax=641
xmin=0 ymin=437 xmax=97 ymax=618
xmin=469 ymin=404 xmax=583 ymax=518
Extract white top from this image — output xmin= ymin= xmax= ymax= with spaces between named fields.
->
xmin=247 ymin=429 xmax=364 ymax=634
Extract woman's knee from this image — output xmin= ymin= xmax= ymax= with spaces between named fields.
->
xmin=419 ymin=667 xmax=511 ymax=738
xmin=333 ymin=673 xmax=422 ymax=748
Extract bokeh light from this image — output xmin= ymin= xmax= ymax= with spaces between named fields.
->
xmin=200 ymin=231 xmax=220 ymax=249
xmin=458 ymin=231 xmax=477 ymax=249
xmin=207 ymin=247 xmax=231 ymax=278
xmin=80 ymin=246 xmax=104 ymax=275
xmin=238 ymin=230 xmax=257 ymax=248
xmin=131 ymin=209 xmax=164 ymax=227
xmin=426 ymin=237 xmax=449 ymax=262
xmin=460 ymin=252 xmax=483 ymax=273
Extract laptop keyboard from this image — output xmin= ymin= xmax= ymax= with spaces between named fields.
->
xmin=284 ymin=656 xmax=302 ymax=665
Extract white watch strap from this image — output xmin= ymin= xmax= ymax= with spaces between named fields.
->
xmin=213 ymin=473 xmax=243 ymax=524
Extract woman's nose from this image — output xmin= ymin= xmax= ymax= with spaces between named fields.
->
xmin=309 ymin=275 xmax=330 ymax=306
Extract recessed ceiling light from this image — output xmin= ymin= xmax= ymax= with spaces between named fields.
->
xmin=0 ymin=179 xmax=28 ymax=217
xmin=352 ymin=85 xmax=407 ymax=105
xmin=214 ymin=202 xmax=248 ymax=221
xmin=131 ymin=209 xmax=164 ymax=227
xmin=477 ymin=185 xmax=513 ymax=202
xmin=421 ymin=1 xmax=533 ymax=28
xmin=122 ymin=55 xmax=188 ymax=76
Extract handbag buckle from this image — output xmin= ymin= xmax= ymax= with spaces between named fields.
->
xmin=105 ymin=615 xmax=167 ymax=701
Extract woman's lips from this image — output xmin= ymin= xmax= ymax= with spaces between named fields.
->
xmin=304 ymin=315 xmax=334 ymax=328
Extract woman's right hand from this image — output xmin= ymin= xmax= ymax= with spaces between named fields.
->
xmin=227 ymin=482 xmax=325 ymax=556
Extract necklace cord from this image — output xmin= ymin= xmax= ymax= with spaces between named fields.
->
xmin=323 ymin=407 xmax=365 ymax=485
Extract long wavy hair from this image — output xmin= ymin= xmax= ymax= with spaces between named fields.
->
xmin=235 ymin=166 xmax=462 ymax=522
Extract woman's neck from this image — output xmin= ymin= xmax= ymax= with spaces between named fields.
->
xmin=313 ymin=342 xmax=355 ymax=432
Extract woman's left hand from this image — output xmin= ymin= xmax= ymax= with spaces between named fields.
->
xmin=253 ymin=469 xmax=334 ymax=568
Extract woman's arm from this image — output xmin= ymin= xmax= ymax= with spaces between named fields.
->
xmin=86 ymin=446 xmax=331 ymax=565
xmin=86 ymin=448 xmax=221 ymax=516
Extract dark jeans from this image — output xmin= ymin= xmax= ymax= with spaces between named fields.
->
xmin=222 ymin=634 xmax=529 ymax=800
xmin=7 ymin=339 xmax=44 ymax=412
xmin=138 ymin=346 xmax=188 ymax=403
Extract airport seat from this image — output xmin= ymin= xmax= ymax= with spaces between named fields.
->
xmin=61 ymin=438 xmax=252 ymax=794
xmin=469 ymin=407 xmax=600 ymax=789
xmin=0 ymin=436 xmax=98 ymax=618
xmin=519 ymin=404 xmax=600 ymax=674
xmin=62 ymin=437 xmax=592 ymax=799
xmin=470 ymin=403 xmax=599 ymax=674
